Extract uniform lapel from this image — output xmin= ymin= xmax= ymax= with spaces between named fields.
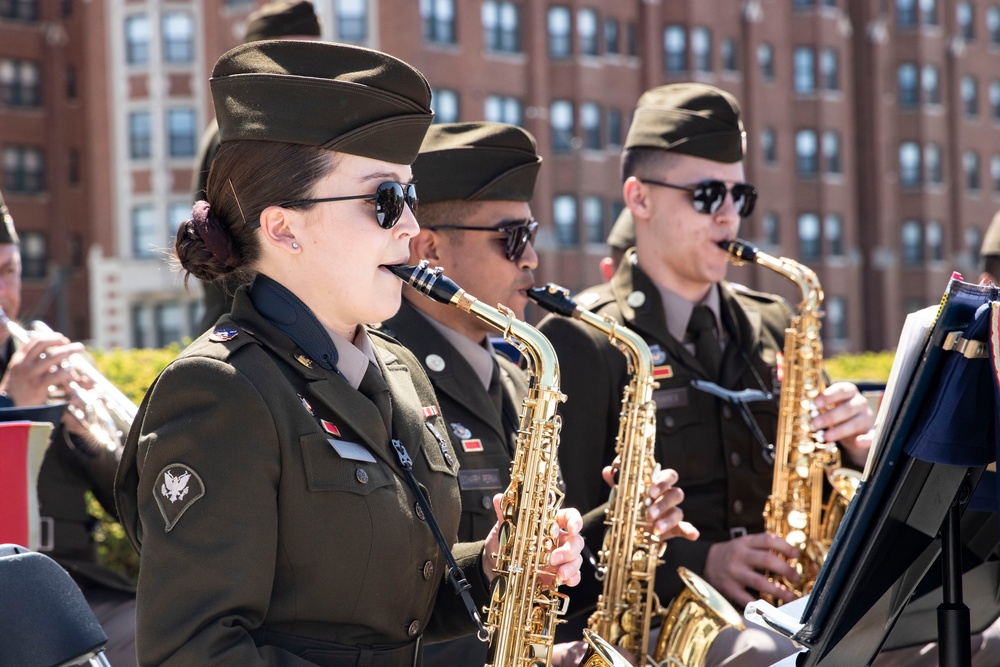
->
xmin=719 ymin=281 xmax=764 ymax=388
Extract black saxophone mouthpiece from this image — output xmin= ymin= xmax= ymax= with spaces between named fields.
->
xmin=718 ymin=238 xmax=758 ymax=262
xmin=387 ymin=261 xmax=462 ymax=305
xmin=527 ymin=283 xmax=579 ymax=319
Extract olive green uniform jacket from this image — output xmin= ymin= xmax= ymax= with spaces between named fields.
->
xmin=380 ymin=300 xmax=527 ymax=667
xmin=115 ymin=289 xmax=489 ymax=667
xmin=538 ymin=253 xmax=792 ymax=607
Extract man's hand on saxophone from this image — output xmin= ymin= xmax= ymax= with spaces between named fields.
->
xmin=812 ymin=381 xmax=875 ymax=467
xmin=603 ymin=465 xmax=701 ymax=541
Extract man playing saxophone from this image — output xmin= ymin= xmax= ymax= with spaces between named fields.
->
xmin=0 ymin=189 xmax=137 ymax=665
xmin=380 ymin=121 xmax=698 ymax=667
xmin=538 ymin=84 xmax=874 ymax=667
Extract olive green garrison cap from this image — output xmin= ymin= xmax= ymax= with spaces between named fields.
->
xmin=244 ymin=1 xmax=321 ymax=43
xmin=412 ymin=122 xmax=542 ymax=203
xmin=624 ymin=83 xmax=746 ymax=163
xmin=211 ymin=40 xmax=434 ymax=164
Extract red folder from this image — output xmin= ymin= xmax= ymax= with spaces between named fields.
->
xmin=0 ymin=421 xmax=54 ymax=549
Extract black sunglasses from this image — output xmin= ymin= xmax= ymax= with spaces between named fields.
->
xmin=427 ymin=219 xmax=539 ymax=262
xmin=275 ymin=181 xmax=418 ymax=229
xmin=639 ymin=178 xmax=758 ymax=218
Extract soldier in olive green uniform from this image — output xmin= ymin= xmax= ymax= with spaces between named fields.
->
xmin=539 ymin=84 xmax=875 ymax=666
xmin=0 ymin=191 xmax=137 ymax=665
xmin=114 ymin=41 xmax=587 ymax=667
xmin=381 ymin=122 xmax=696 ymax=667
xmin=981 ymin=209 xmax=1000 ymax=285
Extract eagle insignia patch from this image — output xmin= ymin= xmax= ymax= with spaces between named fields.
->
xmin=154 ymin=464 xmax=205 ymax=533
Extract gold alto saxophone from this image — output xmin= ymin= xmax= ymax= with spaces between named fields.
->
xmin=529 ymin=284 xmax=743 ymax=667
xmin=719 ymin=239 xmax=860 ymax=601
xmin=390 ymin=262 xmax=625 ymax=667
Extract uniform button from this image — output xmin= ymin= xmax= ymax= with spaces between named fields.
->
xmin=662 ymin=415 xmax=675 ymax=429
xmin=733 ymin=499 xmax=744 ymax=514
xmin=415 ymin=502 xmax=426 ymax=521
xmin=355 ymin=469 xmax=368 ymax=484
xmin=729 ymin=452 xmax=742 ymax=467
xmin=722 ymin=406 xmax=733 ymax=420
xmin=407 ymin=619 xmax=421 ymax=637
xmin=482 ymin=495 xmax=493 ymax=510
xmin=422 ymin=560 xmax=435 ymax=580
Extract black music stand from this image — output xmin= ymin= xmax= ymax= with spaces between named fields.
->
xmin=763 ymin=279 xmax=1000 ymax=667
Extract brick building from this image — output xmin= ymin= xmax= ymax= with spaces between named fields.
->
xmin=1 ymin=0 xmax=998 ymax=351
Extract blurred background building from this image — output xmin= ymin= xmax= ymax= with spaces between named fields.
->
xmin=0 ymin=0 xmax=997 ymax=352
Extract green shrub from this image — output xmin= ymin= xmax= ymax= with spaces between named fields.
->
xmin=825 ymin=350 xmax=895 ymax=384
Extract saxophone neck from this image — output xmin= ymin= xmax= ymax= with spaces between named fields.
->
xmin=719 ymin=239 xmax=823 ymax=313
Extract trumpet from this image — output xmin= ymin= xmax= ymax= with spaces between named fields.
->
xmin=0 ymin=307 xmax=137 ymax=451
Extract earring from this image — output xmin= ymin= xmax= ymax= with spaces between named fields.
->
xmin=292 ymin=242 xmax=299 ymax=249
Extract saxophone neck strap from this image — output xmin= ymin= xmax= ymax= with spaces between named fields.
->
xmin=391 ymin=439 xmax=488 ymax=640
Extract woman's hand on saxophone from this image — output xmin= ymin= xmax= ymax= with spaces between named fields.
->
xmin=0 ymin=331 xmax=84 ymax=407
xmin=481 ymin=493 xmax=586 ymax=587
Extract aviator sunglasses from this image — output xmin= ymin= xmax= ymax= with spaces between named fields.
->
xmin=639 ymin=178 xmax=758 ymax=218
xmin=275 ymin=181 xmax=418 ymax=229
xmin=426 ymin=219 xmax=539 ymax=262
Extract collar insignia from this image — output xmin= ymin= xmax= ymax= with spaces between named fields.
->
xmin=209 ymin=327 xmax=238 ymax=342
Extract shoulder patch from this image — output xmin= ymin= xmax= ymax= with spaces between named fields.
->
xmin=154 ymin=464 xmax=205 ymax=532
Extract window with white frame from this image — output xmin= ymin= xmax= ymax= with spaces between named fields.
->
xmin=920 ymin=0 xmax=938 ymax=25
xmin=962 ymin=75 xmax=979 ymax=116
xmin=0 ymin=59 xmax=40 ymax=107
xmin=129 ymin=111 xmax=151 ymax=159
xmin=2 ymin=146 xmax=44 ymax=193
xmin=758 ymin=43 xmax=775 ymax=80
xmin=761 ymin=127 xmax=777 ymax=164
xmin=926 ymin=221 xmax=944 ymax=260
xmin=422 ymin=0 xmax=456 ymax=45
xmin=607 ymin=108 xmax=622 ymax=146
xmin=925 ymin=143 xmax=943 ymax=183
xmin=578 ymin=8 xmax=598 ymax=56
xmin=899 ymin=141 xmax=921 ymax=186
xmin=583 ymin=195 xmax=603 ymax=243
xmin=483 ymin=1 xmax=519 ymax=53
xmin=335 ymin=0 xmax=368 ymax=43
xmin=823 ymin=130 xmax=841 ymax=174
xmin=604 ymin=18 xmax=619 ymax=54
xmin=820 ymin=48 xmax=839 ymax=91
xmin=989 ymin=6 xmax=1000 ymax=44
xmin=964 ymin=150 xmax=980 ymax=191
xmin=897 ymin=0 xmax=917 ymax=28
xmin=826 ymin=296 xmax=847 ymax=340
xmin=162 ymin=11 xmax=194 ymax=63
xmin=581 ymin=102 xmax=601 ymax=149
xmin=825 ymin=214 xmax=843 ymax=256
xmin=898 ymin=63 xmax=918 ymax=107
xmin=664 ymin=25 xmax=686 ymax=73
xmin=922 ymin=64 xmax=941 ymax=104
xmin=553 ymin=195 xmax=578 ymax=245
xmin=548 ymin=6 xmax=572 ymax=58
xmin=691 ymin=27 xmax=711 ymax=72
xmin=132 ymin=205 xmax=159 ymax=258
xmin=902 ymin=220 xmax=923 ymax=265
xmin=795 ymin=129 xmax=818 ymax=177
xmin=793 ymin=47 xmax=815 ymax=93
xmin=992 ymin=155 xmax=1000 ymax=192
xmin=19 ymin=230 xmax=46 ymax=279
xmin=990 ymin=81 xmax=1000 ymax=120
xmin=125 ymin=14 xmax=150 ymax=65
xmin=721 ymin=37 xmax=737 ymax=72
xmin=763 ymin=212 xmax=780 ymax=244
xmin=798 ymin=213 xmax=821 ymax=259
xmin=551 ymin=100 xmax=574 ymax=152
xmin=957 ymin=1 xmax=974 ymax=41
xmin=431 ymin=89 xmax=459 ymax=123
xmin=167 ymin=108 xmax=196 ymax=158
xmin=484 ymin=95 xmax=521 ymax=126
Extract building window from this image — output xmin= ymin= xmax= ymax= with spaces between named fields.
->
xmin=896 ymin=0 xmax=917 ymax=28
xmin=19 ymin=231 xmax=46 ymax=279
xmin=167 ymin=108 xmax=196 ymax=158
xmin=132 ymin=205 xmax=159 ymax=258
xmin=484 ymin=95 xmax=521 ymax=126
xmin=967 ymin=227 xmax=983 ymax=264
xmin=992 ymin=154 xmax=1000 ymax=192
xmin=335 ymin=0 xmax=368 ymax=43
xmin=553 ymin=195 xmax=578 ymax=245
xmin=129 ymin=111 xmax=151 ymax=159
xmin=168 ymin=202 xmax=190 ymax=243
xmin=0 ymin=0 xmax=38 ymax=20
xmin=65 ymin=64 xmax=76 ymax=99
xmin=664 ymin=25 xmax=686 ymax=73
xmin=626 ymin=22 xmax=638 ymax=57
xmin=820 ymin=48 xmax=839 ymax=91
xmin=551 ymin=100 xmax=574 ymax=152
xmin=607 ymin=108 xmax=622 ymax=146
xmin=794 ymin=0 xmax=816 ymax=9
xmin=793 ymin=47 xmax=815 ymax=93
xmin=925 ymin=143 xmax=943 ymax=183
xmin=68 ymin=148 xmax=80 ymax=185
xmin=431 ymin=89 xmax=459 ymax=123
xmin=898 ymin=63 xmax=918 ymax=107
xmin=763 ymin=212 xmax=780 ymax=244
xmin=758 ymin=43 xmax=775 ymax=81
xmin=823 ymin=130 xmax=841 ymax=174
xmin=957 ymin=1 xmax=974 ymax=41
xmin=548 ymin=6 xmax=572 ymax=59
xmin=798 ymin=213 xmax=821 ymax=260
xmin=578 ymin=8 xmax=599 ymax=56
xmin=422 ymin=0 xmax=456 ymax=45
xmin=899 ymin=141 xmax=921 ymax=187
xmin=989 ymin=6 xmax=1000 ymax=45
xmin=483 ymin=1 xmax=519 ymax=53
xmin=964 ymin=150 xmax=980 ymax=191
xmin=962 ymin=75 xmax=979 ymax=117
xmin=920 ymin=0 xmax=938 ymax=25
xmin=827 ymin=296 xmax=847 ymax=340
xmin=604 ymin=18 xmax=619 ymax=54
xmin=125 ymin=14 xmax=150 ymax=65
xmin=2 ymin=146 xmax=44 ymax=193
xmin=691 ymin=27 xmax=711 ymax=73
xmin=761 ymin=127 xmax=777 ymax=165
xmin=155 ymin=302 xmax=183 ymax=347
xmin=584 ymin=196 xmax=603 ymax=243
xmin=922 ymin=64 xmax=940 ymax=104
xmin=795 ymin=129 xmax=818 ymax=177
xmin=990 ymin=81 xmax=1000 ymax=120
xmin=162 ymin=12 xmax=194 ymax=63
xmin=902 ymin=220 xmax=923 ymax=265
xmin=0 ymin=59 xmax=40 ymax=107
xmin=825 ymin=214 xmax=843 ymax=256
xmin=926 ymin=221 xmax=944 ymax=260
xmin=581 ymin=102 xmax=601 ymax=150
xmin=721 ymin=37 xmax=737 ymax=72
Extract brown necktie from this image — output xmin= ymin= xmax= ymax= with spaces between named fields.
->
xmin=358 ymin=361 xmax=393 ymax=435
xmin=687 ymin=305 xmax=722 ymax=380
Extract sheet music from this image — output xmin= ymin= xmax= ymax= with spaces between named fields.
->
xmin=862 ymin=305 xmax=938 ymax=480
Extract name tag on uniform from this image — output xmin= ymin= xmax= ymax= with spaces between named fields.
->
xmin=653 ymin=387 xmax=689 ymax=410
xmin=458 ymin=468 xmax=502 ymax=491
xmin=328 ymin=439 xmax=377 ymax=463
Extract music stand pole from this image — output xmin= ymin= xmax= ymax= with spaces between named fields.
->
xmin=938 ymin=497 xmax=971 ymax=667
